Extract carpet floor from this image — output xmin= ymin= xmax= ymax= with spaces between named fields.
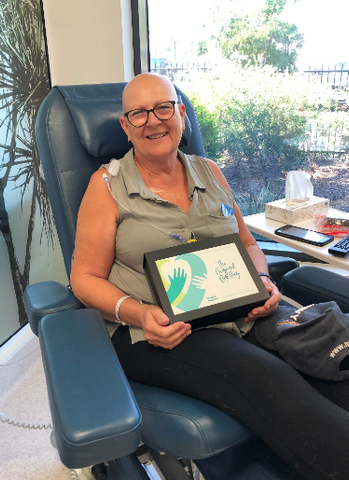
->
xmin=0 ymin=335 xmax=90 ymax=480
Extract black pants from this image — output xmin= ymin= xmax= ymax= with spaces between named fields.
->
xmin=112 ymin=322 xmax=349 ymax=480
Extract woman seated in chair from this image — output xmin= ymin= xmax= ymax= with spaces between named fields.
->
xmin=70 ymin=72 xmax=349 ymax=480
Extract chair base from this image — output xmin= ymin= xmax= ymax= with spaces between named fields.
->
xmin=194 ymin=438 xmax=303 ymax=480
xmin=92 ymin=440 xmax=303 ymax=480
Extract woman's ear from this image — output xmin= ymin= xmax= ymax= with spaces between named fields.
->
xmin=178 ymin=103 xmax=186 ymax=129
xmin=120 ymin=116 xmax=131 ymax=142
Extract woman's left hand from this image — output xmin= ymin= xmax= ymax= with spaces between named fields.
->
xmin=244 ymin=278 xmax=281 ymax=323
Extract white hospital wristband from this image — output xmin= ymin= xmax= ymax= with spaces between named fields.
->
xmin=115 ymin=295 xmax=132 ymax=325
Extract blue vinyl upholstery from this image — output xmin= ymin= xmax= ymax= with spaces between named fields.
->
xmin=24 ymin=281 xmax=83 ymax=336
xmin=39 ymin=309 xmax=142 ymax=468
xmin=129 ymin=379 xmax=256 ymax=460
xmin=282 ymin=265 xmax=349 ymax=312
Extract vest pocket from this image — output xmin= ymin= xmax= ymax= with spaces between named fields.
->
xmin=205 ymin=214 xmax=239 ymax=236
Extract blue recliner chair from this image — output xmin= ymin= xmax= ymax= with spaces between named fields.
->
xmin=24 ymin=83 xmax=304 ymax=480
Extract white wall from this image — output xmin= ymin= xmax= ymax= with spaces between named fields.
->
xmin=42 ymin=0 xmax=133 ymax=86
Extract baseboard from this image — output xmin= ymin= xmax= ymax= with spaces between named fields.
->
xmin=0 ymin=324 xmax=34 ymax=365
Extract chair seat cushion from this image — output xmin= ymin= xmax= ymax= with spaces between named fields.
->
xmin=129 ymin=379 xmax=256 ymax=460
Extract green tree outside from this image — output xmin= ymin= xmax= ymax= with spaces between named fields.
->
xmin=215 ymin=0 xmax=303 ymax=72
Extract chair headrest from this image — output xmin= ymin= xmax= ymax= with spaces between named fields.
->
xmin=56 ymin=84 xmax=192 ymax=158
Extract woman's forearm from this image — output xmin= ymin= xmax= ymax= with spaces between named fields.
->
xmin=245 ymin=243 xmax=269 ymax=274
xmin=70 ymin=273 xmax=145 ymax=326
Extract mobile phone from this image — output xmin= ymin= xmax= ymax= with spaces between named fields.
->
xmin=274 ymin=224 xmax=334 ymax=246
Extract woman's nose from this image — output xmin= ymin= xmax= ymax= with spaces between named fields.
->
xmin=146 ymin=110 xmax=161 ymax=126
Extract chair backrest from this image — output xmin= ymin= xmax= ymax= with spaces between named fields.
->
xmin=35 ymin=83 xmax=206 ymax=276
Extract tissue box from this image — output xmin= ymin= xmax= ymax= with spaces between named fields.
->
xmin=265 ymin=196 xmax=329 ymax=224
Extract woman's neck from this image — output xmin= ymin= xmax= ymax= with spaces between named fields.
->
xmin=133 ymin=152 xmax=191 ymax=213
xmin=134 ymin=152 xmax=179 ymax=177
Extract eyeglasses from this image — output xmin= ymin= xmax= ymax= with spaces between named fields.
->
xmin=124 ymin=100 xmax=178 ymax=127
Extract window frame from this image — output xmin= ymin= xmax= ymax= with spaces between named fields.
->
xmin=131 ymin=0 xmax=150 ymax=75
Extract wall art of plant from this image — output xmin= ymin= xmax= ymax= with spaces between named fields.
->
xmin=0 ymin=0 xmax=51 ymax=326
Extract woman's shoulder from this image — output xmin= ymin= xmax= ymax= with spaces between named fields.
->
xmin=100 ymin=158 xmax=121 ymax=177
xmin=179 ymin=150 xmax=209 ymax=169
xmin=100 ymin=149 xmax=133 ymax=176
xmin=83 ymin=168 xmax=117 ymax=213
xmin=180 ymin=150 xmax=215 ymax=167
xmin=180 ymin=151 xmax=231 ymax=193
xmin=180 ymin=151 xmax=223 ymax=177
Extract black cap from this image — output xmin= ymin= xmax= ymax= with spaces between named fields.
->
xmin=255 ymin=302 xmax=349 ymax=381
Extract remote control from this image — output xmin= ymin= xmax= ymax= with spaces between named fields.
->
xmin=328 ymin=235 xmax=349 ymax=257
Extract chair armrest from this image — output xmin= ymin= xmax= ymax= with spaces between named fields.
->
xmin=39 ymin=308 xmax=142 ymax=468
xmin=281 ymin=266 xmax=349 ymax=313
xmin=265 ymin=255 xmax=299 ymax=288
xmin=23 ymin=281 xmax=83 ymax=336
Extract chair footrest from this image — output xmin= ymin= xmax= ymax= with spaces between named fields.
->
xmin=281 ymin=266 xmax=349 ymax=313
xmin=39 ymin=309 xmax=142 ymax=469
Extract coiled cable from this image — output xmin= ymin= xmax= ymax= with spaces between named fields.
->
xmin=0 ymin=411 xmax=53 ymax=430
xmin=1 ymin=342 xmax=81 ymax=478
xmin=0 ymin=413 xmax=81 ymax=479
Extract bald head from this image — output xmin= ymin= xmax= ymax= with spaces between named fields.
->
xmin=122 ymin=73 xmax=178 ymax=112
xmin=119 ymin=73 xmax=186 ymax=152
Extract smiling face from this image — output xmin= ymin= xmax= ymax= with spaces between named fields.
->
xmin=120 ymin=73 xmax=186 ymax=163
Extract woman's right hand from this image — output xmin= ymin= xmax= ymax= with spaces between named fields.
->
xmin=140 ymin=305 xmax=191 ymax=349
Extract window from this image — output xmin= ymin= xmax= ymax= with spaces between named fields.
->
xmin=148 ymin=0 xmax=349 ymax=217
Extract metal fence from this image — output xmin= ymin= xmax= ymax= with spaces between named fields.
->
xmin=152 ymin=61 xmax=349 ymax=87
xmin=304 ymin=66 xmax=349 ymax=88
xmin=300 ymin=66 xmax=349 ymax=152
xmin=151 ymin=61 xmax=212 ymax=71
xmin=151 ymin=61 xmax=349 ymax=154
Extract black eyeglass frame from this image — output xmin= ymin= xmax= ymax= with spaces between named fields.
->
xmin=123 ymin=100 xmax=178 ymax=127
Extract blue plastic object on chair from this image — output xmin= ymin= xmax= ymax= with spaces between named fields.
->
xmin=24 ymin=83 xmax=302 ymax=479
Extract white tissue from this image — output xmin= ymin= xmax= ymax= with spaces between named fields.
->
xmin=285 ymin=171 xmax=313 ymax=204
